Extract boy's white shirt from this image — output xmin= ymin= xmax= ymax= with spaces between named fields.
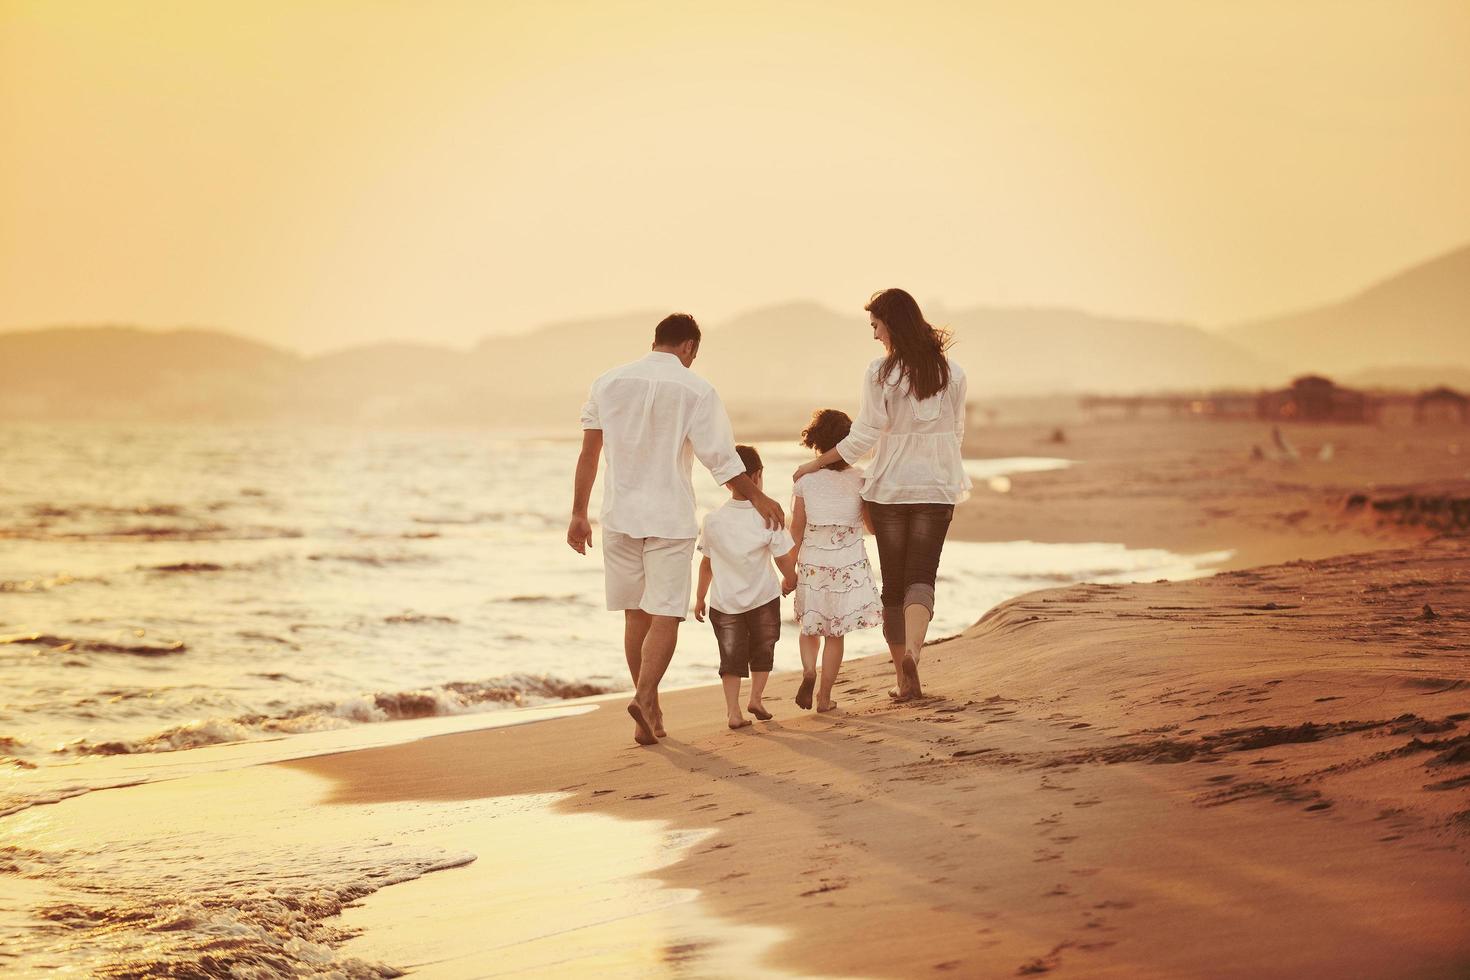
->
xmin=698 ymin=499 xmax=795 ymax=615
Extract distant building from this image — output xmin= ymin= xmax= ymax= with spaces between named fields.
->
xmin=1415 ymin=386 xmax=1470 ymax=424
xmin=1257 ymin=375 xmax=1375 ymax=423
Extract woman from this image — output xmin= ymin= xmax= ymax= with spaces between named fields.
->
xmin=792 ymin=288 xmax=969 ymax=700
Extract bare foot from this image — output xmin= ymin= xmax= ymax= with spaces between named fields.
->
xmin=816 ymin=699 xmax=839 ymax=713
xmin=728 ymin=717 xmax=753 ymax=730
xmin=888 ymin=686 xmax=901 ymax=699
xmin=747 ymin=704 xmax=773 ymax=721
xmin=627 ymin=701 xmax=658 ymax=745
xmin=795 ymin=674 xmax=816 ymax=710
xmin=900 ymin=654 xmax=922 ymax=700
xmin=652 ymin=711 xmax=667 ymax=738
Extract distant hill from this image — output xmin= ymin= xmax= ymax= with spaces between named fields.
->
xmin=1221 ymin=244 xmax=1470 ymax=376
xmin=11 ymin=242 xmax=1468 ymax=425
xmin=1347 ymin=364 xmax=1470 ymax=392
xmin=0 ymin=326 xmax=299 ymax=421
xmin=0 ymin=307 xmax=1289 ymax=425
xmin=497 ymin=301 xmax=1282 ymax=410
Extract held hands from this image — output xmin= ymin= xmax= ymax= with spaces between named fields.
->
xmin=694 ymin=597 xmax=707 ymax=622
xmin=781 ymin=571 xmax=797 ymax=596
xmin=566 ymin=514 xmax=594 ymax=555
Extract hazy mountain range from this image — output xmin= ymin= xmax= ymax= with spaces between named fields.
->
xmin=2 ymin=243 xmax=1466 ymax=426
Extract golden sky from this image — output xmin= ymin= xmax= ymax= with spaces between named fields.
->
xmin=2 ymin=0 xmax=1467 ymax=352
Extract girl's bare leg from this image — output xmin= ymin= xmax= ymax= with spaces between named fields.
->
xmin=816 ymin=636 xmax=845 ymax=711
xmin=795 ymin=634 xmax=820 ymax=709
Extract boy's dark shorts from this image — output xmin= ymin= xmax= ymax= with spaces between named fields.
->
xmin=708 ymin=597 xmax=781 ymax=678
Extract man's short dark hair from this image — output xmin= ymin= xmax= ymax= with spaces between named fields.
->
xmin=654 ymin=313 xmax=701 ymax=348
xmin=736 ymin=444 xmax=762 ymax=476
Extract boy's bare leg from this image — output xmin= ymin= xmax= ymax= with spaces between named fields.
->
xmin=796 ymin=633 xmax=819 ymax=709
xmin=816 ymin=636 xmax=845 ymax=711
xmin=722 ymin=674 xmax=750 ymax=728
xmin=623 ymin=610 xmax=664 ymax=735
xmin=628 ymin=615 xmax=678 ymax=744
xmin=747 ymin=670 xmax=771 ymax=718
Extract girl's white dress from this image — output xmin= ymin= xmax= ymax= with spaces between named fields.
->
xmin=792 ymin=467 xmax=884 ymax=637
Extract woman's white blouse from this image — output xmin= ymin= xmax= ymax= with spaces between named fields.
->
xmin=835 ymin=356 xmax=971 ymax=505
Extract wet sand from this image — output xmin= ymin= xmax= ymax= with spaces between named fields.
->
xmin=292 ymin=537 xmax=1470 ymax=978
xmin=948 ymin=418 xmax=1467 ymax=569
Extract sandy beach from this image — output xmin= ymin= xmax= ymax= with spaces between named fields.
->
xmin=286 ymin=419 xmax=1468 ymax=978
xmin=5 ymin=419 xmax=1467 ymax=977
xmin=292 ymin=538 xmax=1470 ymax=978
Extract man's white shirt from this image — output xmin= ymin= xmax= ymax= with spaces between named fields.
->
xmin=581 ymin=352 xmax=745 ymax=540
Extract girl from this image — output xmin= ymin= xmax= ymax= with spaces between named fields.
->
xmin=788 ymin=409 xmax=884 ymax=712
xmin=792 ymin=289 xmax=969 ymax=702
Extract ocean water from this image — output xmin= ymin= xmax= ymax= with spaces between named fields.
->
xmin=0 ymin=424 xmax=1227 ymax=798
xmin=0 ymin=423 xmax=1231 ymax=976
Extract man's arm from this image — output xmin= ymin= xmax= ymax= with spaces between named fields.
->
xmin=567 ymin=429 xmax=602 ymax=555
xmin=694 ymin=555 xmax=713 ymax=622
xmin=687 ymin=389 xmax=786 ymax=531
xmin=724 ymin=473 xmax=785 ymax=531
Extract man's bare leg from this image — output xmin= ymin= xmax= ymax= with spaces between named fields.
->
xmin=628 ymin=614 xmax=679 ymax=745
xmin=623 ymin=610 xmax=664 ymax=736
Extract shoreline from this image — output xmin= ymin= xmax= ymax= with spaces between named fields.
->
xmin=290 ymin=538 xmax=1470 ymax=978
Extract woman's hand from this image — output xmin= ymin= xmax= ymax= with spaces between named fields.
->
xmin=694 ymin=597 xmax=707 ymax=622
xmin=791 ymin=460 xmax=821 ymax=483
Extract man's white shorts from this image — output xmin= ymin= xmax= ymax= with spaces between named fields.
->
xmin=602 ymin=531 xmax=696 ymax=619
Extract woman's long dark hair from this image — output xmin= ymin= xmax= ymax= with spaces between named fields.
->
xmin=865 ymin=288 xmax=952 ymax=400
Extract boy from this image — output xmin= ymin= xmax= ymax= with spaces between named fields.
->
xmin=694 ymin=445 xmax=798 ymax=729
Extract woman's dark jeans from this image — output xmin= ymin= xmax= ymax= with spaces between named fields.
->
xmin=866 ymin=502 xmax=955 ymax=646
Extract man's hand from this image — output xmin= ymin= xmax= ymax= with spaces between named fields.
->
xmin=781 ymin=571 xmax=797 ymax=596
xmin=567 ymin=514 xmax=594 ymax=555
xmin=694 ymin=597 xmax=707 ymax=622
xmin=752 ymin=492 xmax=786 ymax=531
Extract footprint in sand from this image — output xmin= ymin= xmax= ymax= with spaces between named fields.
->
xmin=798 ymin=880 xmax=848 ymax=897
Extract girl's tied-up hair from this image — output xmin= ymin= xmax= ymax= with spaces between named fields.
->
xmin=865 ymin=288 xmax=953 ymax=400
xmin=800 ymin=408 xmax=853 ymax=471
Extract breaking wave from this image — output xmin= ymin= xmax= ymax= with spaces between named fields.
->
xmin=58 ymin=674 xmax=610 ymax=757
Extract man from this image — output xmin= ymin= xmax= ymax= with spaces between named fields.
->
xmin=568 ymin=313 xmax=786 ymax=746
